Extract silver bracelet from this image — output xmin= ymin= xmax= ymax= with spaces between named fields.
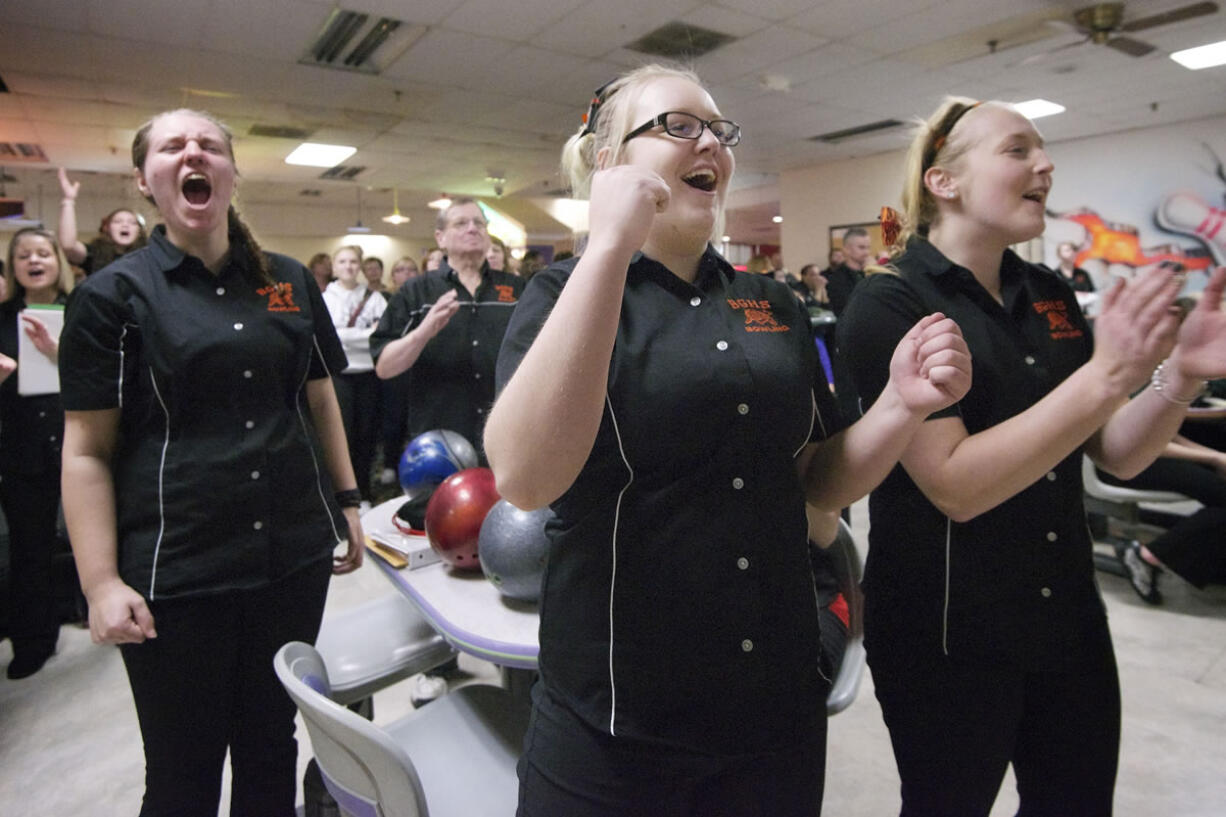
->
xmin=1150 ymin=359 xmax=1207 ymax=405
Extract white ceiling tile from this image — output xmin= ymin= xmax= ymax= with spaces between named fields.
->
xmin=789 ymin=0 xmax=942 ymax=42
xmin=2 ymin=0 xmax=92 ymax=31
xmin=379 ymin=28 xmax=517 ymax=86
xmin=340 ymin=0 xmax=468 ymax=25
xmin=442 ymin=0 xmax=588 ymax=41
xmin=715 ymin=0 xmax=822 ymax=23
xmin=532 ymin=0 xmax=707 ymax=59
xmin=85 ymin=0 xmax=211 ymax=47
xmin=0 ymin=74 xmax=103 ymax=104
xmin=695 ymin=25 xmax=829 ymax=84
xmin=202 ymin=0 xmax=332 ymax=62
xmin=679 ymin=4 xmax=772 ymax=37
xmin=0 ymin=26 xmax=98 ymax=78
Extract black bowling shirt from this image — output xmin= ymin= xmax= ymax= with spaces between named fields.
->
xmin=0 ymin=295 xmax=67 ymax=476
xmin=824 ymin=262 xmax=865 ymax=318
xmin=496 ymin=248 xmax=844 ymax=753
xmin=59 ymin=226 xmax=349 ymax=601
xmin=839 ymin=237 xmax=1111 ymax=671
xmin=370 ymin=262 xmax=523 ymax=459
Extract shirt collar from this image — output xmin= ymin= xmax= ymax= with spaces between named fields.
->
xmin=629 ymin=244 xmax=735 ymax=292
xmin=148 ymin=224 xmax=248 ymax=280
xmin=905 ymin=235 xmax=1026 ymax=284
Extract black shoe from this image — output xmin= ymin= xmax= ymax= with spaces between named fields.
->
xmin=1121 ymin=541 xmax=1163 ymax=605
xmin=6 ymin=646 xmax=54 ymax=680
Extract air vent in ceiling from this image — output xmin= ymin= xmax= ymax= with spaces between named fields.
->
xmin=250 ymin=123 xmax=315 ymax=140
xmin=626 ymin=22 xmax=736 ymax=59
xmin=319 ymin=166 xmax=366 ymax=180
xmin=300 ymin=8 xmax=426 ymax=75
xmin=0 ymin=143 xmax=49 ymax=163
xmin=810 ymin=119 xmax=906 ymax=144
xmin=299 ymin=189 xmax=323 ymax=197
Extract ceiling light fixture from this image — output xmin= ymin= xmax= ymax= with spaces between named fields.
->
xmin=1013 ymin=98 xmax=1065 ymax=120
xmin=427 ymin=196 xmax=452 ymax=210
xmin=285 ymin=142 xmax=357 ymax=167
xmin=1171 ymin=39 xmax=1226 ymax=70
xmin=347 ymin=187 xmax=371 ymax=234
xmin=772 ymin=215 xmax=783 ymax=224
xmin=382 ymin=189 xmax=410 ymax=225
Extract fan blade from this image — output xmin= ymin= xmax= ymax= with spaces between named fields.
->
xmin=1017 ymin=35 xmax=1091 ymax=66
xmin=1121 ymin=1 xmax=1219 ymax=32
xmin=1107 ymin=35 xmax=1157 ymax=56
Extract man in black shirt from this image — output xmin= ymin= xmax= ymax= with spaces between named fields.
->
xmin=371 ymin=198 xmax=523 ymax=460
xmin=826 ymin=227 xmax=870 ymax=318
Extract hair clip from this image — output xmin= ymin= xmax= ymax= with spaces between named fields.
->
xmin=581 ymin=80 xmax=616 ymax=136
xmin=879 ymin=206 xmax=902 ymax=247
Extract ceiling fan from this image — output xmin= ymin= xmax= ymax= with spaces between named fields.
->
xmin=1021 ymin=1 xmax=1219 ymax=62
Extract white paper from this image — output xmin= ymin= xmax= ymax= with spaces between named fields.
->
xmin=17 ymin=306 xmax=64 ymax=396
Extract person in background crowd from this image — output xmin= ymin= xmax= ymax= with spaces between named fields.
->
xmin=1056 ymin=240 xmax=1096 ymax=293
xmin=423 ymin=246 xmax=444 ymax=273
xmin=324 ymin=245 xmax=387 ymax=507
xmin=839 ymin=96 xmax=1226 ymax=817
xmin=362 ymin=256 xmax=385 ymax=293
xmin=389 ymin=256 xmax=420 ymax=289
xmin=57 ymin=168 xmax=148 ymax=275
xmin=308 ymin=252 xmax=332 ymax=291
xmin=487 ymin=236 xmax=509 ymax=272
xmin=0 ymin=227 xmax=75 ymax=679
xmin=59 ymin=108 xmax=363 ymax=817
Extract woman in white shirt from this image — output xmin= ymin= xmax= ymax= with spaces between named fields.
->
xmin=322 ymin=244 xmax=386 ymax=506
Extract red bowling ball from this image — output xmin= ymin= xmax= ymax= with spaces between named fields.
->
xmin=424 ymin=468 xmax=501 ymax=571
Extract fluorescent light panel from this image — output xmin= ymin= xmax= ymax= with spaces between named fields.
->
xmin=1171 ymin=40 xmax=1226 ymax=70
xmin=285 ymin=142 xmax=357 ymax=167
xmin=1013 ymin=99 xmax=1065 ymax=120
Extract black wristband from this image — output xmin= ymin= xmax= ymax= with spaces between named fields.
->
xmin=334 ymin=488 xmax=362 ymax=508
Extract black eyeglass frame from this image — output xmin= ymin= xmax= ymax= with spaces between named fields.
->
xmin=622 ymin=111 xmax=741 ymax=147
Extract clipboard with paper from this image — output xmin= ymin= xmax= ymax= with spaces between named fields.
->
xmin=17 ymin=304 xmax=65 ymax=396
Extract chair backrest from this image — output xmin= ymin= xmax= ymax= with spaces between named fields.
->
xmin=826 ymin=518 xmax=866 ymax=716
xmin=1082 ymin=455 xmax=1190 ymax=507
xmin=274 ymin=642 xmax=429 ymax=817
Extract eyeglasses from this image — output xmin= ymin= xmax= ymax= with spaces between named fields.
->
xmin=623 ymin=111 xmax=741 ymax=147
xmin=446 ymin=217 xmax=488 ymax=231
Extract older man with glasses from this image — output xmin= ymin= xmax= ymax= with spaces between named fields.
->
xmin=371 ymin=198 xmax=524 ymax=462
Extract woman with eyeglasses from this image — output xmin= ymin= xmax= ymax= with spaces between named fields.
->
xmin=484 ymin=64 xmax=971 ymax=816
xmin=838 ymin=98 xmax=1226 ymax=816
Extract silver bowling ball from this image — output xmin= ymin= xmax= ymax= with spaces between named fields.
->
xmin=478 ymin=500 xmax=553 ymax=602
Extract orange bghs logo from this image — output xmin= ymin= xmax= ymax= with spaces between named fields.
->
xmin=493 ymin=284 xmax=517 ymax=303
xmin=258 ymin=282 xmax=301 ymax=312
xmin=727 ymin=298 xmax=789 ymax=333
xmin=1032 ymin=299 xmax=1081 ymax=340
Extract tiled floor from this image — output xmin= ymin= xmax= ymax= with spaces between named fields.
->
xmin=2 ymin=499 xmax=1224 ymax=815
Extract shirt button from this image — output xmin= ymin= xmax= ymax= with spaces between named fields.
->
xmin=472 ymin=339 xmax=479 ymax=347
xmin=476 ymin=407 xmax=484 ymax=414
xmin=243 ymin=370 xmax=253 ymax=379
xmin=245 ymin=420 xmax=255 ymax=429
xmin=49 ymin=435 xmax=57 ymax=442
xmin=1046 ymin=471 xmax=1057 ymax=481
xmin=716 ymin=340 xmax=728 ymax=351
xmin=737 ymin=557 xmax=749 ymax=570
xmin=732 ymin=477 xmax=744 ymax=490
xmin=1024 ymin=355 xmax=1036 ymax=365
xmin=39 ymin=411 xmax=46 ymax=418
xmin=1046 ymin=531 xmax=1058 ymax=542
xmin=253 ymin=521 xmax=264 ymax=530
xmin=234 ymin=322 xmax=244 ymax=331
xmin=737 ymin=403 xmax=749 ymax=415
xmin=741 ymin=639 xmax=754 ymax=652
xmin=251 ymin=470 xmax=260 ymax=480
xmin=474 ymin=372 xmax=481 ymax=379
xmin=216 ymin=286 xmax=225 ymax=296
xmin=1041 ymin=587 xmax=1052 ymax=598
xmin=690 ymin=296 xmax=701 ymax=307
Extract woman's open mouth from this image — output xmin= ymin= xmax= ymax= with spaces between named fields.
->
xmin=682 ymin=169 xmax=717 ymax=192
xmin=182 ymin=173 xmax=212 ymax=206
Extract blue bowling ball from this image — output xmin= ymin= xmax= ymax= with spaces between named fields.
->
xmin=478 ymin=499 xmax=553 ymax=602
xmin=398 ymin=429 xmax=479 ymax=501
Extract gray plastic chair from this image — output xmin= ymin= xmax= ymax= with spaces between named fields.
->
xmin=276 ymin=641 xmax=528 ymax=817
xmin=1081 ymin=455 xmax=1197 ymax=578
xmin=825 ymin=518 xmax=866 ymax=716
xmin=314 ymin=592 xmax=456 ymax=714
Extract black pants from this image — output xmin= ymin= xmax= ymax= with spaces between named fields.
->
xmin=119 ymin=557 xmax=331 ymax=817
xmin=868 ymin=641 xmax=1120 ymax=817
xmin=380 ymin=371 xmax=411 ymax=471
xmin=0 ymin=468 xmax=62 ymax=659
xmin=517 ymin=684 xmax=826 ymax=817
xmin=333 ymin=371 xmax=380 ymax=501
xmin=1100 ymin=457 xmax=1226 ymax=587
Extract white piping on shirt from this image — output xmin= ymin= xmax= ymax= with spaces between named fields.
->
xmin=604 ymin=393 xmax=635 ymax=737
xmin=397 ymin=299 xmax=519 ymax=338
xmin=804 ymin=387 xmax=833 ymax=685
xmin=116 ymin=324 xmax=136 ymax=408
xmin=304 ymin=336 xmax=344 ymax=543
xmin=942 ymin=518 xmax=952 ymax=655
xmin=146 ymin=367 xmax=171 ymax=600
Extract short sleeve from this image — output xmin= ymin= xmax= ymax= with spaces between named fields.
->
xmin=838 ymin=273 xmax=959 ymax=421
xmin=370 ymin=285 xmax=420 ymax=363
xmin=300 ymin=266 xmax=346 ymax=379
xmin=59 ymin=277 xmax=130 ymax=411
xmin=494 ymin=264 xmax=569 ymax=395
